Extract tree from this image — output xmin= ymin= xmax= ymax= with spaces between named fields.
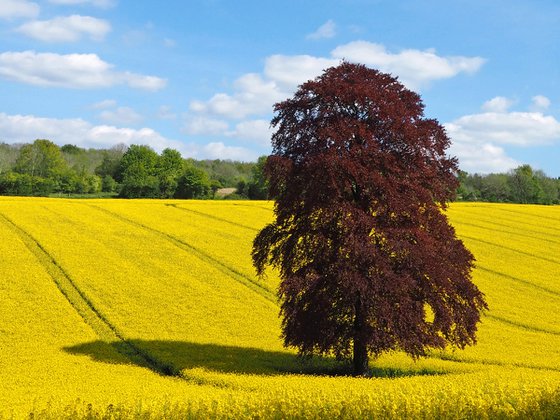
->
xmin=156 ymin=148 xmax=184 ymax=198
xmin=96 ymin=144 xmax=127 ymax=181
xmin=14 ymin=139 xmax=67 ymax=179
xmin=252 ymin=62 xmax=487 ymax=376
xmin=174 ymin=163 xmax=210 ymax=199
xmin=247 ymin=155 xmax=269 ymax=199
xmin=508 ymin=164 xmax=541 ymax=204
xmin=118 ymin=145 xmax=160 ymax=198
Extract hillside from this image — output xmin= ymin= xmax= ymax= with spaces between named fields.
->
xmin=1 ymin=198 xmax=560 ymax=418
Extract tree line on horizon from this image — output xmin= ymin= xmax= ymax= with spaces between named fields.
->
xmin=0 ymin=139 xmax=558 ymax=204
xmin=458 ymin=166 xmax=560 ymax=205
xmin=0 ymin=140 xmax=267 ymax=200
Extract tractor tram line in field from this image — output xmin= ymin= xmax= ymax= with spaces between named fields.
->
xmin=476 ymin=265 xmax=560 ymax=298
xmin=164 ymin=203 xmax=260 ymax=232
xmin=84 ymin=203 xmax=276 ymax=303
xmin=486 ymin=314 xmax=560 ymax=336
xmin=457 ymin=207 xmax=560 ymax=236
xmin=0 ymin=211 xmax=183 ymax=380
xmin=461 ymin=234 xmax=560 ymax=266
xmin=452 ymin=219 xmax=560 ymax=247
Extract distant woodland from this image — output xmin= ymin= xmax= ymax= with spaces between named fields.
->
xmin=0 ymin=140 xmax=267 ymax=200
xmin=0 ymin=140 xmax=558 ymax=203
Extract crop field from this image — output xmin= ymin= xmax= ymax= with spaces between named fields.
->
xmin=1 ymin=197 xmax=560 ymax=418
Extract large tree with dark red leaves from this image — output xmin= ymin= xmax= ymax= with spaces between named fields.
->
xmin=252 ymin=62 xmax=487 ymax=376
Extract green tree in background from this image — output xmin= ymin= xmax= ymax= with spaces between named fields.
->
xmin=14 ymin=139 xmax=67 ymax=180
xmin=118 ymin=145 xmax=160 ymax=198
xmin=247 ymin=156 xmax=268 ymax=199
xmin=508 ymin=164 xmax=542 ymax=204
xmin=156 ymin=148 xmax=184 ymax=198
xmin=175 ymin=163 xmax=210 ymax=199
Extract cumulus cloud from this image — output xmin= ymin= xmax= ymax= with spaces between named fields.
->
xmin=183 ymin=116 xmax=229 ymax=135
xmin=0 ymin=51 xmax=166 ymax=90
xmin=331 ymin=41 xmax=485 ymax=89
xmin=99 ymin=106 xmax=142 ymax=125
xmin=0 ymin=112 xmax=171 ymax=149
xmin=226 ymin=119 xmax=272 ymax=146
xmin=264 ymin=55 xmax=340 ymax=90
xmin=188 ymin=41 xmax=484 ymax=125
xmin=481 ymin=96 xmax=514 ymax=113
xmin=48 ymin=0 xmax=115 ymax=8
xmin=185 ymin=41 xmax=485 ymax=154
xmin=446 ymin=98 xmax=560 ymax=173
xmin=0 ymin=112 xmax=259 ymax=161
xmin=16 ymin=15 xmax=111 ymax=42
xmin=531 ymin=95 xmax=551 ymax=112
xmin=446 ymin=111 xmax=560 ymax=147
xmin=0 ymin=0 xmax=39 ymax=20
xmin=91 ymin=99 xmax=116 ymax=109
xmin=447 ymin=140 xmax=520 ymax=174
xmin=307 ymin=20 xmax=336 ymax=40
xmin=195 ymin=142 xmax=258 ymax=161
xmin=189 ymin=73 xmax=286 ymax=119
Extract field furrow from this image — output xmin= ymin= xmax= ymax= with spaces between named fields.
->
xmin=164 ymin=203 xmax=260 ymax=232
xmin=87 ymin=203 xmax=275 ymax=302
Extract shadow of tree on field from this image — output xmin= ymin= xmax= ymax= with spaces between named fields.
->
xmin=63 ymin=339 xmax=448 ymax=378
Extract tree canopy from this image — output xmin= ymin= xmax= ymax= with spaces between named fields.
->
xmin=252 ymin=62 xmax=488 ymax=376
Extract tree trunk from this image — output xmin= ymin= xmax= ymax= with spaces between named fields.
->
xmin=353 ymin=300 xmax=369 ymax=376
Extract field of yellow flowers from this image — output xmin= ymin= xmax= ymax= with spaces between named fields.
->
xmin=1 ymin=197 xmax=560 ymax=418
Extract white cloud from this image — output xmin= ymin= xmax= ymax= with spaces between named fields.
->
xmin=16 ymin=15 xmax=111 ymax=42
xmin=185 ymin=42 xmax=485 ymax=159
xmin=0 ymin=51 xmax=166 ymax=90
xmin=331 ymin=41 xmax=485 ymax=89
xmin=189 ymin=73 xmax=285 ymax=119
xmin=91 ymin=99 xmax=116 ymax=109
xmin=446 ymin=111 xmax=560 ymax=147
xmin=307 ymin=20 xmax=336 ymax=40
xmin=226 ymin=119 xmax=272 ymax=146
xmin=0 ymin=0 xmax=39 ymax=20
xmin=447 ymin=140 xmax=520 ymax=174
xmin=264 ymin=55 xmax=340 ymax=90
xmin=183 ymin=116 xmax=229 ymax=135
xmin=197 ymin=142 xmax=257 ymax=161
xmin=48 ymin=0 xmax=115 ymax=8
xmin=0 ymin=112 xmax=260 ymax=161
xmin=446 ymin=99 xmax=560 ymax=173
xmin=99 ymin=106 xmax=142 ymax=125
xmin=481 ymin=96 xmax=514 ymax=113
xmin=189 ymin=41 xmax=484 ymax=124
xmin=0 ymin=112 xmax=185 ymax=152
xmin=531 ymin=95 xmax=551 ymax=112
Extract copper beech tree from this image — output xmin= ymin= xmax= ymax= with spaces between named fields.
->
xmin=252 ymin=62 xmax=488 ymax=376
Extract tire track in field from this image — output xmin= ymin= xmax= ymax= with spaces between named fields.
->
xmin=165 ymin=203 xmax=260 ymax=232
xmin=476 ymin=266 xmax=560 ymax=298
xmin=452 ymin=220 xmax=560 ymax=247
xmin=489 ymin=206 xmax=560 ymax=223
xmin=486 ymin=314 xmax=560 ymax=336
xmin=86 ymin=204 xmax=277 ymax=303
xmin=453 ymin=208 xmax=560 ymax=237
xmin=461 ymin=235 xmax=560 ymax=266
xmin=432 ymin=351 xmax=560 ymax=373
xmin=0 ymin=212 xmax=180 ymax=378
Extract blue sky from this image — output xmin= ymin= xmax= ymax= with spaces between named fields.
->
xmin=1 ymin=0 xmax=559 ymax=176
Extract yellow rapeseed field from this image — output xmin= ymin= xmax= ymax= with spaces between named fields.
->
xmin=1 ymin=197 xmax=560 ymax=418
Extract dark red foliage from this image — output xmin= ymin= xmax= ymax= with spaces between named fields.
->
xmin=252 ymin=62 xmax=487 ymax=376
